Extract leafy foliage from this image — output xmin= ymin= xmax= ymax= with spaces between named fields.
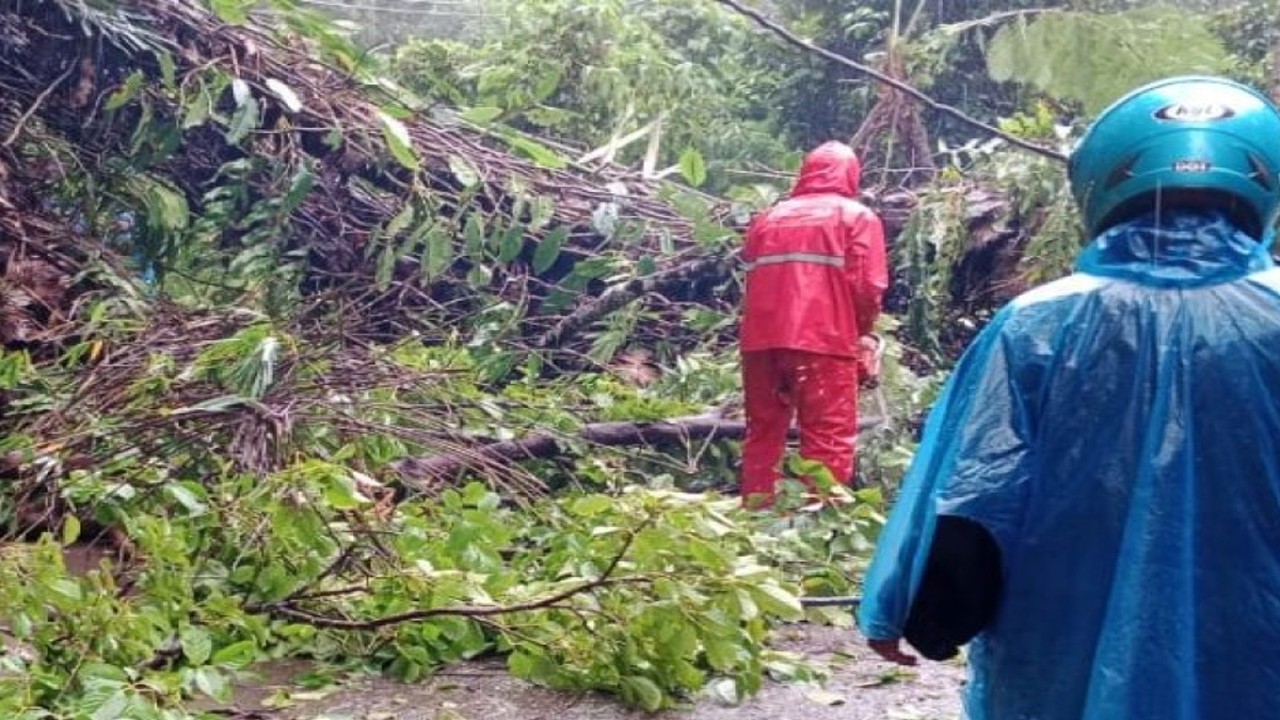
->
xmin=391 ymin=0 xmax=799 ymax=194
xmin=1210 ymin=0 xmax=1280 ymax=89
xmin=986 ymin=6 xmax=1234 ymax=115
xmin=0 ymin=286 xmax=888 ymax=716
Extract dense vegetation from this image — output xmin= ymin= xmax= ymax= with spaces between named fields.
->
xmin=0 ymin=0 xmax=1275 ymax=717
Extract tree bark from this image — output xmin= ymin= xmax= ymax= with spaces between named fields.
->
xmin=393 ymin=412 xmax=886 ymax=490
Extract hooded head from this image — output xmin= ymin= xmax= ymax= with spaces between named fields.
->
xmin=1069 ymin=75 xmax=1280 ymax=241
xmin=791 ymin=141 xmax=862 ymax=198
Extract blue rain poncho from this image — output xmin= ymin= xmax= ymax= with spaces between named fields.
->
xmin=858 ymin=210 xmax=1280 ymax=720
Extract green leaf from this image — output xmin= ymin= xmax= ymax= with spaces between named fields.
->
xmin=752 ymin=583 xmax=804 ymax=621
xmin=167 ymin=483 xmax=209 ymax=515
xmin=61 ymin=515 xmax=80 ymax=546
xmin=50 ymin=578 xmax=83 ymax=602
xmin=181 ymin=626 xmax=213 ymax=666
xmin=448 ymin=154 xmax=481 ymax=187
xmin=144 ymin=182 xmax=190 ymax=231
xmin=509 ymin=136 xmax=567 ymax=169
xmin=379 ymin=110 xmax=420 ymax=171
xmin=225 ymin=96 xmax=260 ymax=145
xmin=209 ymin=0 xmax=249 ymax=24
xmin=679 ymin=147 xmax=708 ymax=187
xmin=90 ymin=690 xmax=129 ymax=720
xmin=211 ymin=640 xmax=257 ymax=669
xmin=463 ymin=214 xmax=486 ymax=259
xmin=386 ymin=203 xmax=416 ymax=238
xmin=460 ymin=106 xmax=503 ymax=124
xmin=508 ymin=650 xmax=561 ymax=685
xmin=466 ymin=263 xmax=492 ymax=288
xmin=621 ymin=675 xmax=665 ymax=712
xmin=157 ymin=51 xmax=177 ymax=91
xmin=81 ymin=662 xmax=129 ymax=683
xmin=323 ymin=472 xmax=370 ymax=509
xmin=497 ymin=227 xmax=523 ymax=264
xmin=734 ymin=588 xmax=758 ymax=620
xmin=571 ymin=257 xmax=614 ymax=279
xmin=527 ymin=195 xmax=555 ymax=231
xmin=703 ymin=636 xmax=741 ymax=672
xmin=420 ymin=225 xmax=454 ymax=280
xmin=182 ymin=88 xmax=213 ymax=130
xmin=541 ymin=287 xmax=577 ymax=313
xmin=105 ymin=71 xmax=144 ymax=111
xmin=195 ymin=666 xmax=230 ymax=701
xmin=532 ymin=67 xmax=564 ymax=102
xmin=281 ymin=166 xmax=315 ymax=214
xmin=532 ymin=227 xmax=568 ymax=274
xmin=376 ymin=243 xmax=396 ymax=291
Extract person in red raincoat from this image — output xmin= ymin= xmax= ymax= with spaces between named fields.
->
xmin=739 ymin=141 xmax=889 ymax=506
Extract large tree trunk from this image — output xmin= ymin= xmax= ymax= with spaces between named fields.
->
xmin=392 ymin=412 xmax=887 ymax=492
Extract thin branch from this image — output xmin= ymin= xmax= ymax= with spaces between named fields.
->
xmin=935 ymin=7 xmax=1058 ymax=35
xmin=798 ymin=594 xmax=861 ymax=607
xmin=3 ymin=63 xmax=75 ymax=148
xmin=248 ymin=518 xmax=655 ymax=629
xmin=709 ymin=0 xmax=1068 ymax=164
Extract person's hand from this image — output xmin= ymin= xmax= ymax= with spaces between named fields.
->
xmin=868 ymin=638 xmax=918 ymax=666
xmin=858 ymin=334 xmax=883 ymax=388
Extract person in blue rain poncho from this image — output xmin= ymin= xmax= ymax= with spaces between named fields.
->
xmin=858 ymin=75 xmax=1280 ymax=720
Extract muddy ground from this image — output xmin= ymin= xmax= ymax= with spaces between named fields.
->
xmin=211 ymin=624 xmax=966 ymax=720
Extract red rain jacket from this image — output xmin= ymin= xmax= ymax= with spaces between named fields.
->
xmin=740 ymin=142 xmax=889 ymax=358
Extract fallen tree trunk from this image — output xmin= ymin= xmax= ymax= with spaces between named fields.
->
xmin=0 ymin=0 xmax=736 ymax=356
xmin=392 ymin=412 xmax=886 ymax=490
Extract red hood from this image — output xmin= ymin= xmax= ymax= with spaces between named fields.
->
xmin=791 ymin=141 xmax=862 ymax=198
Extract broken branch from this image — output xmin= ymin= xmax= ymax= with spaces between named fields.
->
xmin=393 ymin=412 xmax=887 ymax=488
xmin=537 ymin=253 xmax=740 ymax=348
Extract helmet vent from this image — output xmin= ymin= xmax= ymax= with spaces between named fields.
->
xmin=1247 ymin=152 xmax=1274 ymax=191
xmin=1104 ymin=153 xmax=1142 ymax=191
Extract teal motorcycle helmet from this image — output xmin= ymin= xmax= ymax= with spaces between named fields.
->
xmin=1068 ymin=76 xmax=1280 ymax=240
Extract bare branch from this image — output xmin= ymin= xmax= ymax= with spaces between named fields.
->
xmin=248 ymin=516 xmax=656 ymax=630
xmin=392 ymin=412 xmax=887 ymax=488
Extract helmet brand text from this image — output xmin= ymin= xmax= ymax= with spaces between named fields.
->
xmin=1155 ymin=103 xmax=1236 ymax=122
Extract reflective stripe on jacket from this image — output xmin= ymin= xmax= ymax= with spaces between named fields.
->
xmin=746 ymin=251 xmax=846 ymax=270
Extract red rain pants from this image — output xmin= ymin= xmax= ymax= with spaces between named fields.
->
xmin=740 ymin=349 xmax=859 ymax=505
